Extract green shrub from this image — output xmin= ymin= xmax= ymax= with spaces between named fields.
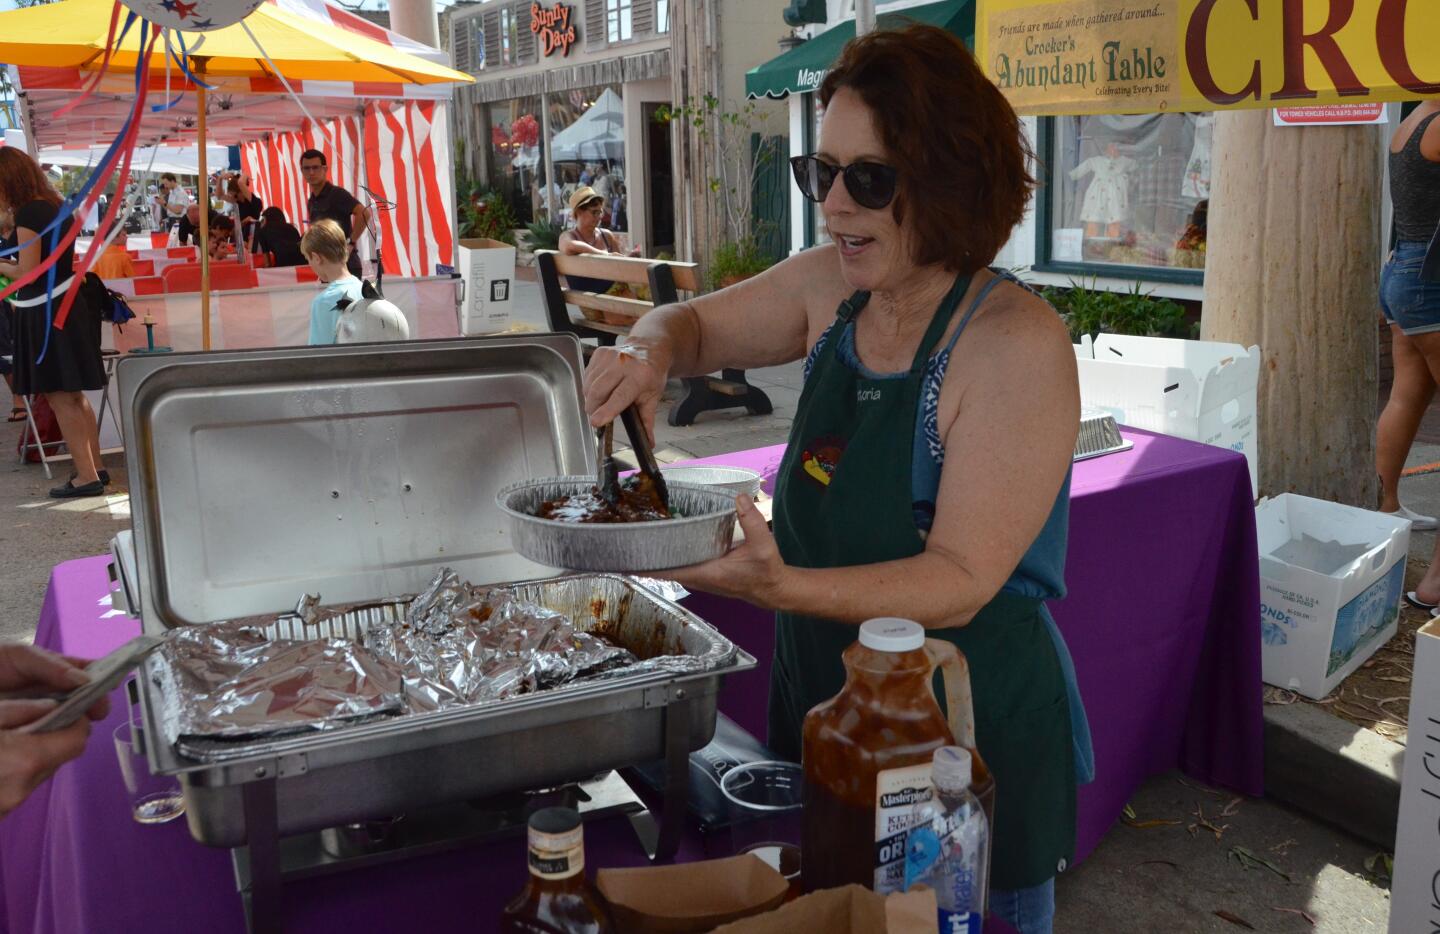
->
xmin=708 ymin=237 xmax=773 ymax=290
xmin=523 ymin=217 xmax=563 ymax=253
xmin=1041 ymin=279 xmax=1193 ymax=341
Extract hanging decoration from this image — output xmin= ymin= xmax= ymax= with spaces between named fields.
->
xmin=120 ymin=0 xmax=261 ymax=32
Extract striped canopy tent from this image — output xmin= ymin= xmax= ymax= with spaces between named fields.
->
xmin=6 ymin=0 xmax=465 ymax=279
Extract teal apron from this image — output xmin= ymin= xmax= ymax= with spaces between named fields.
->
xmin=769 ymin=273 xmax=1077 ymax=890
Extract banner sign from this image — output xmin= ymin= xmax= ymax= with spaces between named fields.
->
xmin=977 ymin=0 xmax=1440 ymax=115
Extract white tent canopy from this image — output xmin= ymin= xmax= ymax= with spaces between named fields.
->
xmin=547 ymin=88 xmax=624 ymax=163
xmin=36 ymin=142 xmax=231 ymax=176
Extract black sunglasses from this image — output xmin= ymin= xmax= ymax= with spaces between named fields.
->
xmin=790 ymin=155 xmax=898 ymax=210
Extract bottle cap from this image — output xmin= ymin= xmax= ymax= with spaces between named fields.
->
xmin=528 ymin=806 xmax=581 ymax=835
xmin=858 ymin=618 xmax=925 ymax=653
xmin=932 ymin=745 xmax=972 ymax=790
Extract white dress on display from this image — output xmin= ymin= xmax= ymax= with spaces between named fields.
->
xmin=1182 ymin=113 xmax=1215 ymax=200
xmin=1069 ymin=155 xmax=1136 ymax=226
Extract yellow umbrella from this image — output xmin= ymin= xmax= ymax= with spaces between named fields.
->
xmin=0 ymin=0 xmax=470 ymax=350
xmin=0 ymin=0 xmax=471 ymax=85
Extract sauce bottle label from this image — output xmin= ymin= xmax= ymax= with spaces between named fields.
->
xmin=873 ymin=763 xmax=934 ymax=893
xmin=528 ymin=826 xmax=585 ymax=880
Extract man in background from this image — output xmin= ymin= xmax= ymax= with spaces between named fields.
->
xmin=300 ymin=149 xmax=368 ymax=278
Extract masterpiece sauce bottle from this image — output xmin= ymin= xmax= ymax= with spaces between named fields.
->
xmin=800 ymin=618 xmax=994 ymax=894
xmin=500 ymin=807 xmax=614 ymax=934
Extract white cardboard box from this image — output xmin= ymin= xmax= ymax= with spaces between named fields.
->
xmin=1257 ymin=494 xmax=1410 ymax=700
xmin=1390 ymin=617 xmax=1440 ymax=934
xmin=1075 ymin=335 xmax=1260 ymax=493
xmin=457 ymin=238 xmax=516 ymax=335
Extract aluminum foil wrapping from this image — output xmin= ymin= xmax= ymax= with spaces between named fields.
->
xmin=149 ymin=570 xmax=734 ymax=752
xmin=365 ymin=568 xmax=638 ymax=712
xmin=152 ymin=623 xmax=407 ymax=743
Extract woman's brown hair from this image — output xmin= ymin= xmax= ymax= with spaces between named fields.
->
xmin=0 ymin=148 xmax=62 ymax=214
xmin=819 ymin=24 xmax=1035 ymax=274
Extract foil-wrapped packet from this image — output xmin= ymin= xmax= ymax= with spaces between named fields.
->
xmin=152 ymin=623 xmax=407 ymax=743
xmin=367 ymin=568 xmax=637 ymax=712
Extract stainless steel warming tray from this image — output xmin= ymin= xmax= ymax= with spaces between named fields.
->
xmin=111 ymin=335 xmax=754 ymax=851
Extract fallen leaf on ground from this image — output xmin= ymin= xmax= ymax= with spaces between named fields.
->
xmin=1221 ymin=797 xmax=1243 ymax=818
xmin=1263 ymin=686 xmax=1298 ymax=705
xmin=1122 ymin=803 xmax=1137 ymax=821
xmin=1214 ymin=909 xmax=1256 ymax=929
xmin=1229 ymin=845 xmax=1292 ymax=882
xmin=1177 ymin=776 xmax=1224 ymax=797
xmin=1270 ymin=838 xmax=1299 ymax=856
xmin=1271 ymin=906 xmax=1317 ymax=926
xmin=1189 ymin=802 xmax=1229 ymax=841
xmin=1364 ymin=852 xmax=1393 ymax=882
xmin=1139 ymin=860 xmax=1180 ymax=870
xmin=1126 ymin=818 xmax=1183 ymax=829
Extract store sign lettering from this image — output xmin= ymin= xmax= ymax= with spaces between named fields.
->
xmin=1185 ymin=0 xmax=1438 ymax=105
xmin=796 ymin=68 xmax=827 ymax=91
xmin=531 ymin=2 xmax=577 ymax=57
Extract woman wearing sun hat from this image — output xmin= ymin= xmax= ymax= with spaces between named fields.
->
xmin=559 ymin=185 xmax=640 ymax=294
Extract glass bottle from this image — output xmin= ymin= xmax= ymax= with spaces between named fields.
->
xmin=500 ymin=807 xmax=614 ymax=934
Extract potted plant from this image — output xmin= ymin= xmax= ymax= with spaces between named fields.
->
xmin=1040 ymin=278 xmax=1195 ymax=342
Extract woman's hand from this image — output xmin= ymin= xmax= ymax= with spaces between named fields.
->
xmin=626 ymin=246 xmax=641 ymax=258
xmin=584 ymin=339 xmax=671 ymax=444
xmin=0 ymin=644 xmax=106 ymax=818
xmin=657 ymin=496 xmax=791 ymax=609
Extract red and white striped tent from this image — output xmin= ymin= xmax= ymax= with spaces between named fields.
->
xmin=11 ymin=0 xmax=458 ymax=277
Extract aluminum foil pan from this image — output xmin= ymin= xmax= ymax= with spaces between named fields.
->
xmin=496 ymin=477 xmax=738 ymax=571
xmin=1074 ymin=407 xmax=1133 ymax=461
xmin=152 ymin=573 xmax=738 ymax=763
xmin=659 ymin=465 xmax=763 ymax=499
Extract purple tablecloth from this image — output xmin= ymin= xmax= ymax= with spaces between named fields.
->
xmin=0 ymin=428 xmax=1258 ymax=933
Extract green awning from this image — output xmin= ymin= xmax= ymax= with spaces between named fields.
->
xmin=745 ymin=0 xmax=974 ymax=100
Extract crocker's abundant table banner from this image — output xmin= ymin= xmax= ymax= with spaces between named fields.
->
xmin=976 ymin=0 xmax=1440 ymax=115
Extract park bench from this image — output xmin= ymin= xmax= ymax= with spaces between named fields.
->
xmin=534 ymin=249 xmax=772 ymax=427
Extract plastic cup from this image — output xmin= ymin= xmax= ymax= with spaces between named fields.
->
xmin=719 ymin=760 xmax=803 ymax=851
xmin=112 ymin=719 xmax=185 ymax=825
xmin=149 ymin=232 xmax=168 ymax=249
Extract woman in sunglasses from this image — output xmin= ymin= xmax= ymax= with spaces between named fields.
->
xmin=584 ymin=25 xmax=1084 ymax=932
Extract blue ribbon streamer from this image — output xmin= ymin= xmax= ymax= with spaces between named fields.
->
xmin=33 ymin=20 xmax=160 ymax=363
xmin=173 ymin=30 xmax=217 ymax=91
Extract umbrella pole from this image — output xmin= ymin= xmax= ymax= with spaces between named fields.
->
xmin=198 ymin=81 xmax=210 ymax=351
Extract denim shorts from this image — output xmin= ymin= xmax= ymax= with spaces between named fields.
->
xmin=1381 ymin=240 xmax=1440 ymax=336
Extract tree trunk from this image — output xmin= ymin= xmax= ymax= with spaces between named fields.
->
xmin=1200 ymin=110 xmax=1381 ymax=507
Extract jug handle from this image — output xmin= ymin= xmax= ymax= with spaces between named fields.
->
xmin=924 ymin=639 xmax=976 ymax=750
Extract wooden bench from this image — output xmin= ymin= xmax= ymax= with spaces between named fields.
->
xmin=535 ymin=249 xmax=773 ymax=427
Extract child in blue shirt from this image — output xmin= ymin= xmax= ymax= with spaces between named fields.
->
xmin=301 ymin=218 xmax=363 ymax=345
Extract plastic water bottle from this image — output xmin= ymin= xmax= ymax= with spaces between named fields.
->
xmin=903 ymin=746 xmax=989 ymax=934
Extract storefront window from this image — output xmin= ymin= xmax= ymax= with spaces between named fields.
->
xmin=500 ymin=7 xmax=517 ymax=65
xmin=606 ymin=0 xmax=632 ymax=43
xmin=1044 ymin=113 xmax=1210 ymax=274
xmin=808 ymin=93 xmax=829 ymax=248
xmin=550 ymin=84 xmax=629 ymax=232
xmin=486 ymin=95 xmax=543 ymax=225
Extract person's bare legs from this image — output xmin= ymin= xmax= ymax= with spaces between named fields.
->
xmin=1400 ymin=331 xmax=1440 ymax=604
xmin=1414 ymin=535 xmax=1440 ymax=606
xmin=1378 ymin=324 xmax=1436 ymax=513
xmin=44 ymin=391 xmax=99 ymax=485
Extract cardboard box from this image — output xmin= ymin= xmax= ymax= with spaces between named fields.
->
xmin=1389 ymin=617 xmax=1440 ymax=934
xmin=457 ymin=237 xmax=516 ymax=335
xmin=1257 ymin=494 xmax=1410 ymax=699
xmin=1075 ymin=334 xmax=1260 ymax=492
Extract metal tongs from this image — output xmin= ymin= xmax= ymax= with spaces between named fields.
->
xmin=595 ymin=405 xmax=670 ymax=516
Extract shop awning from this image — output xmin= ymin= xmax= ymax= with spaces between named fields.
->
xmin=977 ymin=0 xmax=1440 ymax=116
xmin=745 ymin=0 xmax=974 ymax=100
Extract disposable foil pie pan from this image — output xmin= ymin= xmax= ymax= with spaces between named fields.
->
xmin=1074 ymin=407 xmax=1133 ymax=461
xmin=497 ymin=477 xmax=738 ymax=571
xmin=659 ymin=465 xmax=763 ymax=499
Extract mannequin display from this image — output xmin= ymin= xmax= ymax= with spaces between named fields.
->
xmin=1182 ymin=113 xmax=1215 ymax=201
xmin=1069 ymin=142 xmax=1136 ymax=239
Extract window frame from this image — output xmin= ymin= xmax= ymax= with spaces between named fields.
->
xmin=606 ymin=0 xmax=633 ymax=43
xmin=656 ymin=0 xmax=669 ymax=34
xmin=1032 ymin=117 xmax=1206 ymax=287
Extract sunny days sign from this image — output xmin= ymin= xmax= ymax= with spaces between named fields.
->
xmin=977 ymin=0 xmax=1440 ymax=115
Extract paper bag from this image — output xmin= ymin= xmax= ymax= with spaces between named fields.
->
xmin=596 ymin=854 xmax=788 ymax=933
xmin=711 ymin=884 xmax=938 ymax=934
